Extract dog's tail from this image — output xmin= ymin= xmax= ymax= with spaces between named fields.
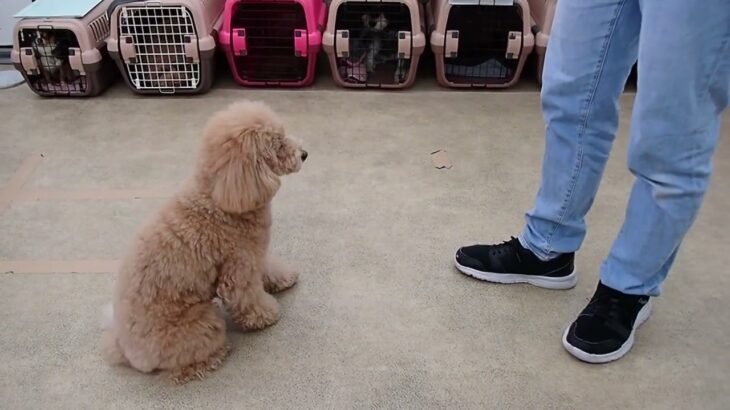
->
xmin=99 ymin=303 xmax=128 ymax=366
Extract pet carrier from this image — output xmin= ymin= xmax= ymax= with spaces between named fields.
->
xmin=322 ymin=0 xmax=427 ymax=89
xmin=219 ymin=0 xmax=326 ymax=87
xmin=530 ymin=0 xmax=556 ymax=85
xmin=106 ymin=0 xmax=224 ymax=95
xmin=10 ymin=0 xmax=117 ymax=97
xmin=429 ymin=0 xmax=534 ymax=88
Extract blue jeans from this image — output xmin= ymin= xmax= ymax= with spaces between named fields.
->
xmin=519 ymin=0 xmax=730 ymax=296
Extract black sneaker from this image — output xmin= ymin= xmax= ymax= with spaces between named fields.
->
xmin=562 ymin=281 xmax=652 ymax=363
xmin=454 ymin=237 xmax=577 ymax=290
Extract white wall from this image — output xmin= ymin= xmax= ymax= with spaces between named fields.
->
xmin=0 ymin=0 xmax=32 ymax=46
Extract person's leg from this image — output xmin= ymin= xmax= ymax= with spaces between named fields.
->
xmin=600 ymin=0 xmax=730 ymax=296
xmin=563 ymin=0 xmax=730 ymax=364
xmin=519 ymin=0 xmax=641 ymax=260
xmin=455 ymin=0 xmax=641 ymax=289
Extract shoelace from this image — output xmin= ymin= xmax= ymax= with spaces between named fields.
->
xmin=584 ymin=289 xmax=634 ymax=335
xmin=488 ymin=237 xmax=521 ymax=257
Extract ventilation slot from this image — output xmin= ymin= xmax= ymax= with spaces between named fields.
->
xmin=90 ymin=13 xmax=111 ymax=43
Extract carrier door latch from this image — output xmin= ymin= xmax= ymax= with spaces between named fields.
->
xmin=68 ymin=48 xmax=85 ymax=75
xmin=506 ymin=31 xmax=522 ymax=59
xmin=20 ymin=48 xmax=39 ymax=75
xmin=183 ymin=35 xmax=199 ymax=63
xmin=294 ymin=29 xmax=308 ymax=57
xmin=397 ymin=31 xmax=412 ymax=59
xmin=233 ymin=29 xmax=248 ymax=56
xmin=335 ymin=30 xmax=349 ymax=58
xmin=445 ymin=30 xmax=459 ymax=58
xmin=120 ymin=35 xmax=137 ymax=64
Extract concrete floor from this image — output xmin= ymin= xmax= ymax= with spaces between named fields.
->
xmin=0 ymin=73 xmax=728 ymax=409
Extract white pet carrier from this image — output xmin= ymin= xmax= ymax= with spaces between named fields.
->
xmin=106 ymin=0 xmax=225 ymax=94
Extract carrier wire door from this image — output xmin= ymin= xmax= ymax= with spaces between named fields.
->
xmin=107 ymin=0 xmax=223 ymax=95
xmin=323 ymin=0 xmax=426 ymax=89
xmin=429 ymin=0 xmax=534 ymax=88
xmin=118 ymin=5 xmax=200 ymax=91
xmin=220 ymin=0 xmax=325 ymax=87
xmin=18 ymin=29 xmax=89 ymax=94
xmin=11 ymin=0 xmax=117 ymax=97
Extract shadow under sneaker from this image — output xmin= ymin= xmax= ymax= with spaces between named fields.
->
xmin=562 ymin=281 xmax=652 ymax=364
xmin=454 ymin=237 xmax=577 ymax=290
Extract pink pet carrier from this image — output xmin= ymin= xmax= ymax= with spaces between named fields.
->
xmin=10 ymin=0 xmax=117 ymax=97
xmin=106 ymin=0 xmax=225 ymax=95
xmin=322 ymin=0 xmax=427 ymax=89
xmin=429 ymin=0 xmax=534 ymax=88
xmin=219 ymin=0 xmax=326 ymax=87
xmin=530 ymin=0 xmax=556 ymax=85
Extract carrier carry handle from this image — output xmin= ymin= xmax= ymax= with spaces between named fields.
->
xmin=107 ymin=0 xmax=158 ymax=19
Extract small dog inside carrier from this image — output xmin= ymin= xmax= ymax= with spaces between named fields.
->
xmin=323 ymin=0 xmax=426 ymax=89
xmin=429 ymin=0 xmax=534 ymax=88
xmin=11 ymin=0 xmax=117 ymax=97
xmin=107 ymin=0 xmax=224 ymax=95
xmin=219 ymin=0 xmax=326 ymax=87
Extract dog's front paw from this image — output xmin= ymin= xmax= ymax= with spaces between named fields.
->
xmin=265 ymin=257 xmax=300 ymax=293
xmin=265 ymin=269 xmax=299 ymax=294
xmin=234 ymin=293 xmax=280 ymax=331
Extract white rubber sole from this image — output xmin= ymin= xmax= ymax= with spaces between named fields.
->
xmin=562 ymin=300 xmax=653 ymax=364
xmin=454 ymin=259 xmax=578 ymax=290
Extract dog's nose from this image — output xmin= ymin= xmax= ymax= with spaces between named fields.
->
xmin=301 ymin=150 xmax=308 ymax=161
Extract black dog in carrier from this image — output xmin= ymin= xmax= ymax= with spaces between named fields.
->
xmin=18 ymin=29 xmax=86 ymax=94
xmin=338 ymin=4 xmax=411 ymax=85
xmin=324 ymin=0 xmax=427 ymax=89
xmin=11 ymin=0 xmax=117 ymax=97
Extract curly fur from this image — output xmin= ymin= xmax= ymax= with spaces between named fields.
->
xmin=100 ymin=101 xmax=306 ymax=384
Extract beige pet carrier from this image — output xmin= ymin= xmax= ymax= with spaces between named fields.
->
xmin=106 ymin=0 xmax=225 ymax=95
xmin=429 ymin=0 xmax=534 ymax=88
xmin=530 ymin=0 xmax=556 ymax=85
xmin=10 ymin=0 xmax=117 ymax=97
xmin=322 ymin=0 xmax=427 ymax=89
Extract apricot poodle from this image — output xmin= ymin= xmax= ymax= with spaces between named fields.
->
xmin=101 ymin=101 xmax=307 ymax=383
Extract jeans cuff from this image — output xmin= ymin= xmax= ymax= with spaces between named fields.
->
xmin=518 ymin=231 xmax=558 ymax=262
xmin=600 ymin=262 xmax=662 ymax=297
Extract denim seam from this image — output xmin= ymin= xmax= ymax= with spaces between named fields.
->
xmin=692 ymin=14 xmax=730 ymax=193
xmin=542 ymin=0 xmax=629 ymax=255
xmin=699 ymin=19 xmax=730 ymax=108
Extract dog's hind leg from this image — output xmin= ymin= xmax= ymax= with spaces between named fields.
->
xmin=218 ymin=258 xmax=280 ymax=331
xmin=99 ymin=304 xmax=129 ymax=366
xmin=156 ymin=301 xmax=229 ymax=384
xmin=165 ymin=341 xmax=230 ymax=385
xmin=100 ymin=328 xmax=128 ymax=366
xmin=263 ymin=255 xmax=299 ymax=294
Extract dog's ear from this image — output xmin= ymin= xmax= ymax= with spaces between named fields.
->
xmin=211 ymin=131 xmax=280 ymax=213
